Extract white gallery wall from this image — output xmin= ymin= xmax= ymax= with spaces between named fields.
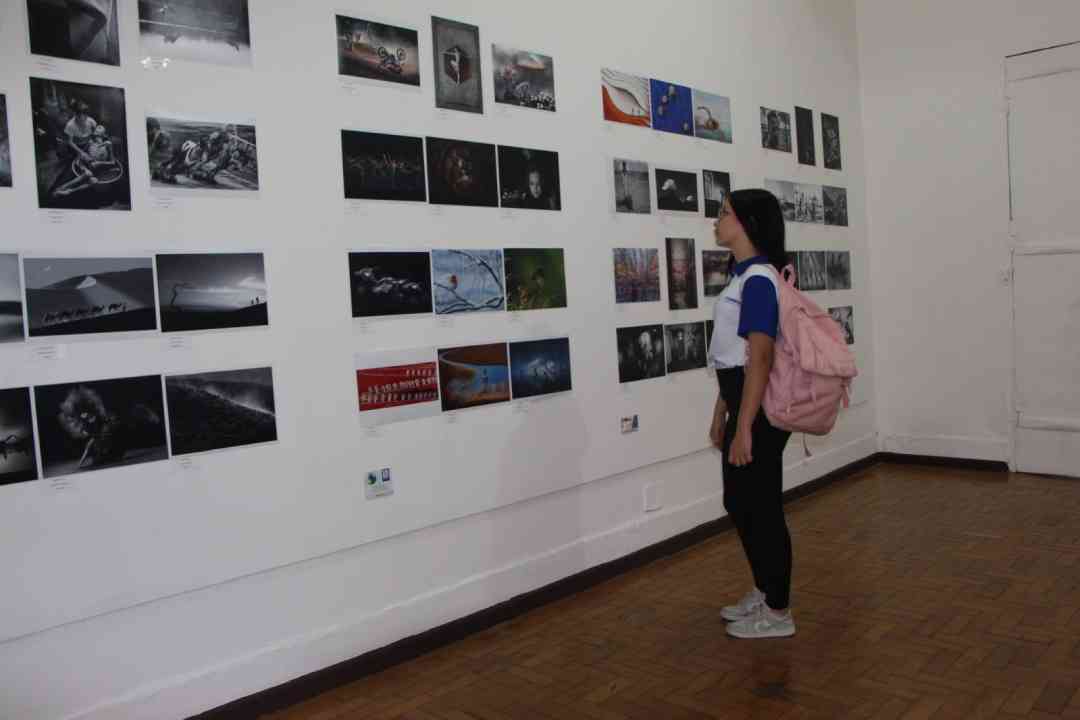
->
xmin=0 ymin=1 xmax=874 ymax=718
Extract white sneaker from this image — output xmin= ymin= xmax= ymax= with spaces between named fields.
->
xmin=720 ymin=587 xmax=765 ymax=622
xmin=726 ymin=605 xmax=796 ymax=639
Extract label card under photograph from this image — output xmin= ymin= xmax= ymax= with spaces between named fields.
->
xmin=32 ymin=344 xmax=67 ymax=362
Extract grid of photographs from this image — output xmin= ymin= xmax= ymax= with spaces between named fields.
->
xmin=493 ymin=45 xmax=555 ymax=111
xmin=765 ymin=179 xmax=850 ymax=226
xmin=336 ymin=16 xmax=420 ymax=87
xmin=617 ymin=317 xmax=718 ymax=385
xmin=138 ymin=0 xmax=252 ymax=68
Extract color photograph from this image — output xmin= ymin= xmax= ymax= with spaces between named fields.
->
xmin=702 ymin=249 xmax=732 ymax=297
xmin=348 ymin=251 xmax=432 ymax=318
xmin=34 ymin=375 xmax=167 ymax=479
xmin=0 ymin=255 xmax=26 ymax=343
xmin=797 ymin=251 xmax=827 ymax=292
xmin=432 ymin=16 xmax=482 ymax=114
xmin=438 ymin=342 xmax=510 ymax=411
xmin=341 ymin=130 xmax=426 ymax=202
xmin=138 ymin=0 xmax=252 ymax=67
xmin=613 ymin=248 xmax=660 ymax=304
xmin=823 ymin=185 xmax=849 ymax=226
xmin=30 ymin=78 xmax=131 ymax=211
xmin=431 ymin=249 xmax=504 ymax=314
xmin=822 ymin=113 xmax=842 ymax=170
xmin=156 ymin=252 xmax=268 ymax=333
xmin=355 ymin=347 xmax=440 ymax=426
xmin=493 ymin=45 xmax=555 ymax=111
xmin=702 ymin=169 xmax=731 ymax=218
xmin=0 ymin=94 xmax=11 ymax=187
xmin=336 ymin=16 xmax=419 ymax=86
xmin=425 ymin=136 xmax=498 ymax=207
xmin=795 ymin=106 xmax=816 ymax=166
xmin=829 ymin=306 xmax=854 ymax=345
xmin=655 ymin=168 xmax=698 ymax=213
xmin=25 ymin=257 xmax=156 ymax=337
xmin=612 ymin=158 xmax=650 ymax=214
xmin=693 ymin=90 xmax=732 ymax=143
xmin=616 ymin=324 xmax=665 ymax=384
xmin=498 ymin=145 xmax=560 ymax=210
xmin=166 ymin=367 xmax=276 ymax=456
xmin=649 ymin=79 xmax=693 ymax=136
xmin=665 ymin=322 xmax=708 ymax=373
xmin=827 ymin=251 xmax=852 ymax=290
xmin=504 ymin=248 xmax=567 ymax=311
xmin=601 ymin=68 xmax=650 ymax=127
xmin=760 ymin=107 xmax=792 ymax=152
xmin=666 ymin=237 xmax=698 ymax=310
xmin=28 ymin=0 xmax=119 ymax=66
xmin=509 ymin=337 xmax=572 ymax=399
xmin=0 ymin=387 xmax=38 ymax=486
xmin=147 ymin=115 xmax=258 ymax=191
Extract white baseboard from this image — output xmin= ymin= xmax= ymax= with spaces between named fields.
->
xmin=878 ymin=433 xmax=1010 ymax=462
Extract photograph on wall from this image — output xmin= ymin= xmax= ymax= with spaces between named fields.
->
xmin=795 ymin=106 xmax=816 ymax=166
xmin=764 ymin=179 xmax=796 ymax=223
xmin=0 ymin=255 xmax=26 ymax=343
xmin=822 ymin=113 xmax=842 ymax=170
xmin=425 ymin=136 xmax=498 ymax=207
xmin=655 ymin=167 xmax=698 ymax=213
xmin=692 ymin=90 xmax=732 ymax=143
xmin=431 ymin=16 xmax=482 ymax=114
xmin=509 ymin=337 xmax=572 ymax=399
xmin=796 ymin=251 xmax=827 ymax=292
xmin=437 ymin=342 xmax=510 ymax=411
xmin=649 ymin=79 xmax=693 ymax=136
xmin=0 ymin=387 xmax=38 ymax=485
xmin=24 ymin=257 xmax=156 ymax=337
xmin=612 ymin=158 xmax=650 ymax=214
xmin=792 ymin=182 xmax=824 ymax=224
xmin=498 ymin=145 xmax=560 ymax=210
xmin=702 ymin=249 xmax=732 ymax=297
xmin=616 ymin=324 xmax=665 ymax=384
xmin=166 ymin=367 xmax=277 ymax=456
xmin=760 ymin=107 xmax=792 ymax=152
xmin=27 ymin=0 xmax=120 ymax=66
xmin=138 ymin=0 xmax=252 ymax=68
xmin=826 ymin=251 xmax=852 ymax=290
xmin=341 ymin=130 xmax=425 ymax=202
xmin=504 ymin=248 xmax=566 ymax=311
xmin=601 ymin=68 xmax=650 ymax=127
xmin=823 ymin=185 xmax=848 ymax=227
xmin=829 ymin=306 xmax=854 ymax=345
xmin=666 ymin=237 xmax=698 ymax=311
xmin=613 ymin=248 xmax=660 ymax=304
xmin=705 ymin=319 xmax=714 ymax=354
xmin=29 ymin=78 xmax=131 ymax=211
xmin=493 ymin=45 xmax=555 ymax=111
xmin=34 ymin=375 xmax=167 ymax=479
xmin=355 ymin=347 xmax=440 ymax=426
xmin=702 ymin=169 xmax=731 ymax=218
xmin=336 ymin=16 xmax=419 ymax=87
xmin=155 ymin=252 xmax=267 ymax=333
xmin=348 ymin=251 xmax=432 ymax=318
xmin=146 ymin=115 xmax=258 ymax=191
xmin=665 ymin=321 xmax=707 ymax=373
xmin=431 ymin=249 xmax=505 ymax=314
xmin=0 ymin=94 xmax=11 ymax=187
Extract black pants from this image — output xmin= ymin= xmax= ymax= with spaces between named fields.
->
xmin=717 ymin=368 xmax=793 ymax=610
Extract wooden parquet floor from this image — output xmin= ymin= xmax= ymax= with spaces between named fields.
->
xmin=266 ymin=463 xmax=1080 ymax=719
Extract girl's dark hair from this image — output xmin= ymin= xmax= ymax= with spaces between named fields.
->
xmin=729 ymin=188 xmax=789 ymax=271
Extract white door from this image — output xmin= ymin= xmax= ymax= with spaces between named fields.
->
xmin=1007 ymin=43 xmax=1080 ymax=477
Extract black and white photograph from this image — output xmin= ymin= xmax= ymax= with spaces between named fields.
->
xmin=432 ymin=16 xmax=483 ymax=114
xmin=34 ymin=375 xmax=168 ymax=480
xmin=792 ymin=182 xmax=824 ymax=224
xmin=30 ymin=77 xmax=131 ymax=211
xmin=341 ymin=130 xmax=426 ymax=202
xmin=829 ymin=306 xmax=855 ymax=345
xmin=24 ymin=257 xmax=157 ymax=337
xmin=764 ymin=179 xmax=796 ymax=222
xmin=0 ymin=255 xmax=26 ymax=343
xmin=348 ymin=251 xmax=433 ymax=318
xmin=616 ymin=324 xmax=665 ymax=384
xmin=0 ymin=387 xmax=38 ymax=485
xmin=796 ymin=251 xmax=827 ymax=292
xmin=666 ymin=237 xmax=698 ymax=310
xmin=28 ymin=0 xmax=120 ymax=66
xmin=612 ymin=158 xmax=650 ymax=214
xmin=493 ymin=45 xmax=555 ymax=111
xmin=147 ymin=115 xmax=258 ymax=191
xmin=431 ymin=249 xmax=505 ymax=314
xmin=425 ymin=136 xmax=498 ymax=207
xmin=664 ymin=322 xmax=708 ymax=373
xmin=822 ymin=113 xmax=842 ymax=170
xmin=655 ymin=167 xmax=698 ymax=213
xmin=156 ymin=252 xmax=268 ymax=333
xmin=795 ymin=106 xmax=816 ymax=166
xmin=760 ymin=107 xmax=792 ymax=152
xmin=702 ymin=249 xmax=732 ymax=297
xmin=336 ymin=16 xmax=420 ymax=87
xmin=702 ymin=169 xmax=731 ymax=218
xmin=827 ymin=251 xmax=852 ymax=290
xmin=138 ymin=0 xmax=252 ymax=67
xmin=823 ymin=185 xmax=849 ymax=226
xmin=0 ymin=94 xmax=11 ymax=187
xmin=498 ymin=145 xmax=560 ymax=210
xmin=166 ymin=367 xmax=277 ymax=456
xmin=509 ymin=337 xmax=572 ymax=399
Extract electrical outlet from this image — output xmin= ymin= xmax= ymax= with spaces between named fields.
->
xmin=643 ymin=482 xmax=661 ymax=512
xmin=365 ymin=468 xmax=394 ymax=499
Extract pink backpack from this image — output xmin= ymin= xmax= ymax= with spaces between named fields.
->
xmin=758 ymin=264 xmax=857 ymax=435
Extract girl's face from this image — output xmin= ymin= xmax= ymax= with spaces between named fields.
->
xmin=712 ymin=196 xmax=741 ymax=248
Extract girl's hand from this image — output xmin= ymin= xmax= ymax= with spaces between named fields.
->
xmin=709 ymin=418 xmax=725 ymax=449
xmin=729 ymin=426 xmax=753 ymax=466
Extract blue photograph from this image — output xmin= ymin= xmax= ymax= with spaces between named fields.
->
xmin=509 ymin=337 xmax=572 ymax=399
xmin=649 ymin=79 xmax=693 ymax=136
xmin=431 ymin=249 xmax=505 ymax=314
